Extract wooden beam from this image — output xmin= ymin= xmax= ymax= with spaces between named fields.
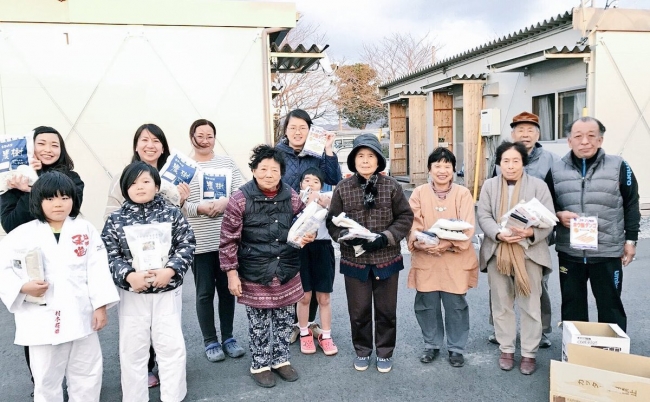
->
xmin=463 ymin=83 xmax=483 ymax=197
xmin=409 ymin=96 xmax=427 ymax=184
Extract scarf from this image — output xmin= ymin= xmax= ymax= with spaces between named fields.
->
xmin=431 ymin=182 xmax=452 ymax=200
xmin=357 ymin=173 xmax=378 ymax=209
xmin=495 ymin=175 xmax=531 ymax=297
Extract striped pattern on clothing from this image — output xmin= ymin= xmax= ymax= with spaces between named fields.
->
xmin=238 ymin=274 xmax=303 ymax=309
xmin=183 ymin=155 xmax=244 ymax=254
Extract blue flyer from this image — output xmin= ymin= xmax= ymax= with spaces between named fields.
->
xmin=160 ymin=153 xmax=197 ymax=185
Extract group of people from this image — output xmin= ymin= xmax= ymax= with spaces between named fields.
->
xmin=0 ymin=108 xmax=640 ymax=401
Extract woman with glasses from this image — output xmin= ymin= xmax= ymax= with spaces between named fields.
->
xmin=182 ymin=119 xmax=246 ymax=362
xmin=275 ymin=109 xmax=342 ymax=341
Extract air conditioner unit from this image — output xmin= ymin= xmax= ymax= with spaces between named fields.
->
xmin=481 ymin=108 xmax=501 ymax=136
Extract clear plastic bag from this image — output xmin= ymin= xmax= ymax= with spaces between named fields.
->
xmin=298 ymin=126 xmax=327 ymax=158
xmin=414 ymin=230 xmax=440 ymax=246
xmin=123 ymin=223 xmax=172 ymax=271
xmin=11 ymin=248 xmax=46 ymax=305
xmin=287 ymin=200 xmax=327 ymax=248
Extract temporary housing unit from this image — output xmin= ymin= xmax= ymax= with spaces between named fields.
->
xmin=379 ymin=7 xmax=650 ymax=206
xmin=0 ymin=0 xmax=328 ymax=228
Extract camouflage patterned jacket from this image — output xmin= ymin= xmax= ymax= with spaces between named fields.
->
xmin=101 ymin=194 xmax=195 ymax=293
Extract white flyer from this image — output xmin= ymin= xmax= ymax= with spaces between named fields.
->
xmin=570 ymin=216 xmax=598 ymax=250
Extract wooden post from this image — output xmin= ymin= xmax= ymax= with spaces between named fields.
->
xmin=389 ymin=103 xmax=407 ymax=177
xmin=433 ymin=92 xmax=453 ymax=152
xmin=408 ymin=96 xmax=427 ymax=184
xmin=463 ymin=83 xmax=483 ymax=197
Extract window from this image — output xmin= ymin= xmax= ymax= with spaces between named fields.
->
xmin=558 ymin=89 xmax=586 ymax=138
xmin=532 ymin=94 xmax=555 ymax=141
xmin=532 ymin=88 xmax=586 ymax=140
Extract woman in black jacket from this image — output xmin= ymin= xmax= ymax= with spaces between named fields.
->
xmin=1 ymin=126 xmax=84 ymax=233
xmin=0 ymin=125 xmax=84 ymax=397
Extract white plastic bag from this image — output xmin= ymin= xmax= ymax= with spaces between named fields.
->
xmin=287 ymin=200 xmax=327 ymax=248
xmin=159 ymin=180 xmax=181 ymax=206
xmin=123 ymin=223 xmax=172 ymax=272
xmin=427 ymin=219 xmax=472 ymax=241
xmin=160 ymin=150 xmax=198 ymax=185
xmin=298 ymin=126 xmax=327 ymax=158
xmin=200 ymin=168 xmax=231 ymax=201
xmin=0 ymin=135 xmax=35 ymax=194
xmin=331 ymin=212 xmax=379 ymax=257
xmin=11 ymin=248 xmax=46 ymax=305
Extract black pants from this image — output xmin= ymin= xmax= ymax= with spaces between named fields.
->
xmin=192 ymin=251 xmax=236 ymax=346
xmin=559 ymin=256 xmax=627 ymax=332
xmin=344 ymin=272 xmax=399 ymax=358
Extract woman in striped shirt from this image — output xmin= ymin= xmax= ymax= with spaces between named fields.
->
xmin=182 ymin=119 xmax=246 ymax=362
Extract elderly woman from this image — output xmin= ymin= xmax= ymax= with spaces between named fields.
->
xmin=219 ymin=145 xmax=314 ymax=388
xmin=477 ymin=141 xmax=554 ymax=376
xmin=407 ymin=148 xmax=478 ymax=368
xmin=326 ymin=134 xmax=413 ymax=374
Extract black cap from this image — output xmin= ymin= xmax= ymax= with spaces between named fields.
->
xmin=346 ymin=134 xmax=386 ymax=173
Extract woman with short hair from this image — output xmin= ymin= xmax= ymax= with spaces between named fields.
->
xmin=408 ymin=148 xmax=478 ymax=368
xmin=219 ymin=144 xmax=314 ymax=388
xmin=477 ymin=141 xmax=554 ymax=375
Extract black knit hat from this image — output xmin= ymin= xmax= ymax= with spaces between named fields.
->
xmin=347 ymin=134 xmax=386 ymax=173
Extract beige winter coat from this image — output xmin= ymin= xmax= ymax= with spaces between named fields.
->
xmin=407 ymin=184 xmax=478 ymax=294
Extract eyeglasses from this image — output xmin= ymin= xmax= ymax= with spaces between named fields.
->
xmin=194 ymin=135 xmax=215 ymax=142
xmin=287 ymin=126 xmax=309 ymax=134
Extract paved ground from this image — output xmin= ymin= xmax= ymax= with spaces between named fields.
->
xmin=1 ymin=240 xmax=649 ymax=402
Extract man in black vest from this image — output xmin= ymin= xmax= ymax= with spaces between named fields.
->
xmin=544 ymin=117 xmax=640 ymax=332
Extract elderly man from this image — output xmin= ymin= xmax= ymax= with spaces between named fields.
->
xmin=545 ymin=117 xmax=640 ymax=332
xmin=489 ymin=111 xmax=559 ymax=348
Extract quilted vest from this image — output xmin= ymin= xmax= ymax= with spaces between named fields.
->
xmin=551 ymin=150 xmax=624 ymax=258
xmin=237 ymin=180 xmax=300 ymax=285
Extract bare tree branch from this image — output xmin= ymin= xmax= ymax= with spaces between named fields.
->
xmin=361 ymin=32 xmax=444 ymax=84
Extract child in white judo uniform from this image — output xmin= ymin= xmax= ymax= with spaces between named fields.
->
xmin=102 ymin=161 xmax=195 ymax=402
xmin=0 ymin=171 xmax=119 ymax=402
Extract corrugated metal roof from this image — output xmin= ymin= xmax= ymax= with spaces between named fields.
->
xmin=420 ymin=74 xmax=486 ymax=92
xmin=380 ymin=91 xmax=426 ymax=104
xmin=270 ymin=43 xmax=330 ymax=73
xmin=379 ymin=10 xmax=573 ymax=89
xmin=487 ymin=45 xmax=589 ymax=71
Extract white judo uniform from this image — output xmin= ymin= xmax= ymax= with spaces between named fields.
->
xmin=0 ymin=217 xmax=119 ymax=402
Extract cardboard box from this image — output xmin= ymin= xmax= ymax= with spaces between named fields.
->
xmin=550 ymin=344 xmax=650 ymax=401
xmin=562 ymin=321 xmax=630 ymax=362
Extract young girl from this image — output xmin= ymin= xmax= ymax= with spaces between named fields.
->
xmin=296 ymin=167 xmax=337 ymax=356
xmin=102 ymin=161 xmax=195 ymax=402
xmin=0 ymin=171 xmax=119 ymax=402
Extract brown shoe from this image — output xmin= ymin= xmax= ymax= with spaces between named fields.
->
xmin=520 ymin=357 xmax=536 ymax=375
xmin=272 ymin=364 xmax=299 ymax=382
xmin=498 ymin=352 xmax=515 ymax=371
xmin=251 ymin=370 xmax=276 ymax=388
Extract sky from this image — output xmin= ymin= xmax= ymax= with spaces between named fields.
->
xmin=246 ymin=0 xmax=650 ymax=63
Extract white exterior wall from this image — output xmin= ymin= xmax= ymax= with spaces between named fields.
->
xmin=593 ymin=31 xmax=650 ymax=202
xmin=0 ymin=23 xmax=268 ymax=228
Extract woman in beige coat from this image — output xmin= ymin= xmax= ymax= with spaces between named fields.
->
xmin=477 ymin=141 xmax=554 ymax=376
xmin=408 ymin=148 xmax=478 ymax=368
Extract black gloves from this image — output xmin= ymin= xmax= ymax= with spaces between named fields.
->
xmin=362 ymin=233 xmax=388 ymax=252
xmin=340 ymin=229 xmax=366 ymax=246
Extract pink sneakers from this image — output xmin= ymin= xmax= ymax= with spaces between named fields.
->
xmin=300 ymin=330 xmax=316 ymax=354
xmin=317 ymin=334 xmax=338 ymax=356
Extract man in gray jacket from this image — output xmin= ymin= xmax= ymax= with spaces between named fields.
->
xmin=544 ymin=116 xmax=640 ymax=332
xmin=490 ymin=111 xmax=559 ymax=348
